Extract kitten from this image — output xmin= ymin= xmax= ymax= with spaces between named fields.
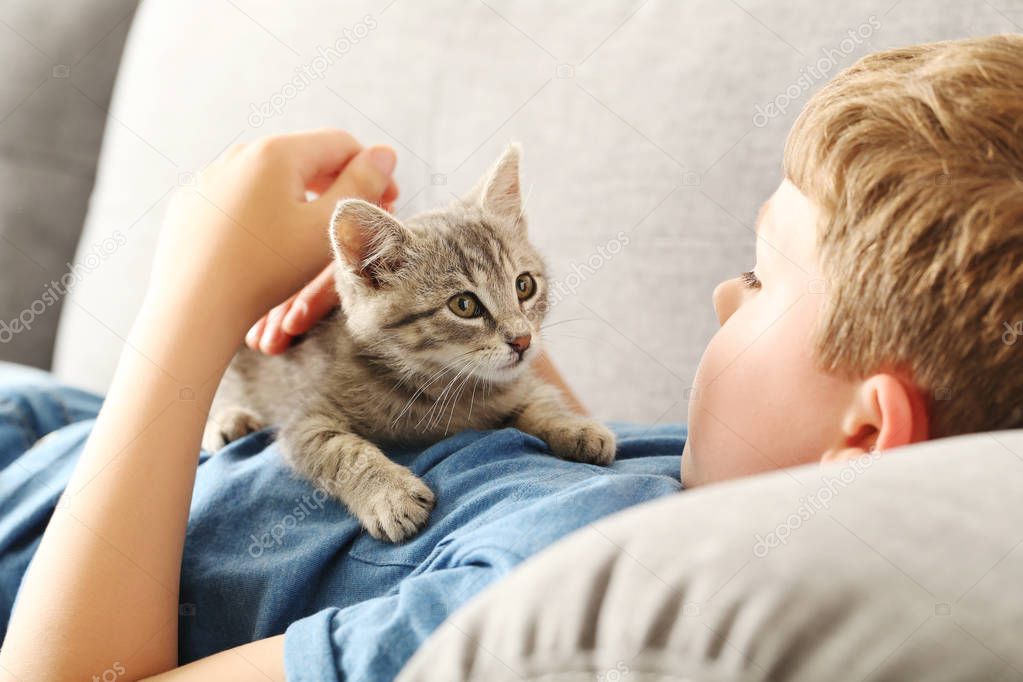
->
xmin=203 ymin=144 xmax=616 ymax=543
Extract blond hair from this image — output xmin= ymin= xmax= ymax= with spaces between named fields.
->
xmin=784 ymin=35 xmax=1023 ymax=437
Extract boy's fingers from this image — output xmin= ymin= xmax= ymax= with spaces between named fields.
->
xmin=282 ymin=265 xmax=339 ymax=335
xmin=259 ymin=303 xmax=290 ymax=355
xmin=295 ymin=145 xmax=396 ymax=266
xmin=268 ymin=128 xmax=364 ymax=189
xmin=306 ymin=175 xmax=398 ymax=204
xmin=317 ymin=146 xmax=396 ymax=208
xmin=282 ymin=300 xmax=309 ymax=335
xmin=306 ymin=173 xmax=334 ymax=196
xmin=246 ymin=316 xmax=268 ymax=350
xmin=382 ymin=178 xmax=400 ymax=204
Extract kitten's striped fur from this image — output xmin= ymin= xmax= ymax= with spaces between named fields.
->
xmin=204 ymin=145 xmax=616 ymax=542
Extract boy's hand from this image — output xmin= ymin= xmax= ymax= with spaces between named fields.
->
xmin=244 ymin=201 xmax=399 ymax=355
xmin=245 ymin=261 xmax=341 ymax=354
xmin=145 ymin=128 xmax=398 ymax=339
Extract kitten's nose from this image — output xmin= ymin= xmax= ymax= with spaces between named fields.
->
xmin=507 ymin=334 xmax=531 ymax=356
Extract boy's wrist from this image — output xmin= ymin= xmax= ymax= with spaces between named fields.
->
xmin=130 ymin=288 xmax=250 ymax=391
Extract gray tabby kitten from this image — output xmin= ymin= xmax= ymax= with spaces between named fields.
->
xmin=203 ymin=144 xmax=616 ymax=542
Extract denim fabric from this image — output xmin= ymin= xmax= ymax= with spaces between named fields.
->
xmin=0 ymin=363 xmax=684 ymax=680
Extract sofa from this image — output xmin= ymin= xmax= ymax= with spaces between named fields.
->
xmin=2 ymin=0 xmax=1021 ymax=678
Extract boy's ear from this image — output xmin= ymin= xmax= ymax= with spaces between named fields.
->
xmin=466 ymin=143 xmax=524 ymax=227
xmin=329 ymin=199 xmax=408 ymax=288
xmin=820 ymin=373 xmax=930 ymax=464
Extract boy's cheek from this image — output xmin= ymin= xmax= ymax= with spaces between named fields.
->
xmin=685 ymin=325 xmax=770 ymax=484
xmin=686 ymin=334 xmax=780 ymax=484
xmin=684 ymin=296 xmax=839 ymax=485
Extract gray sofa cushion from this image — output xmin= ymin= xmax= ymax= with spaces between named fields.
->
xmin=398 ymin=430 xmax=1023 ymax=681
xmin=0 ymin=0 xmax=138 ymax=369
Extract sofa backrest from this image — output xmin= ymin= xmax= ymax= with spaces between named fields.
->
xmin=51 ymin=0 xmax=1022 ymax=420
xmin=0 ymin=0 xmax=138 ymax=368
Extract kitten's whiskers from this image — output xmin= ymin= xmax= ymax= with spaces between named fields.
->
xmin=418 ymin=357 xmax=476 ymax=431
xmin=443 ymin=358 xmax=482 ymax=435
xmin=390 ymin=350 xmax=477 ymax=428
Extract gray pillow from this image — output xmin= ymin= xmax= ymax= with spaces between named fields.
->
xmin=398 ymin=431 xmax=1023 ymax=681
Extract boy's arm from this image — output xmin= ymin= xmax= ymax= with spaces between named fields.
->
xmin=141 ymin=637 xmax=285 ymax=681
xmin=0 ymin=131 xmax=393 ymax=681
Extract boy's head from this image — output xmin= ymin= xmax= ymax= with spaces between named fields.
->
xmin=683 ymin=35 xmax=1023 ymax=487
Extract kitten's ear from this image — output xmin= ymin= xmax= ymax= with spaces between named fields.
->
xmin=468 ymin=143 xmax=523 ymax=224
xmin=329 ymin=199 xmax=408 ymax=288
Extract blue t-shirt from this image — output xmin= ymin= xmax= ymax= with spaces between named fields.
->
xmin=0 ymin=364 xmax=684 ymax=681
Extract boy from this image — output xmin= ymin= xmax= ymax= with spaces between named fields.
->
xmin=683 ymin=34 xmax=1023 ymax=484
xmin=1 ymin=35 xmax=1020 ymax=682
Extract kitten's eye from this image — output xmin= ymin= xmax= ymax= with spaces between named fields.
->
xmin=448 ymin=293 xmax=484 ymax=318
xmin=515 ymin=273 xmax=537 ymax=301
xmin=740 ymin=270 xmax=761 ymax=290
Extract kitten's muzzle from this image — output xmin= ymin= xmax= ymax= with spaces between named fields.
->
xmin=507 ymin=334 xmax=531 ymax=360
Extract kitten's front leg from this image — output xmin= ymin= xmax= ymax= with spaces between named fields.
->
xmin=514 ymin=381 xmax=616 ymax=466
xmin=281 ymin=412 xmax=435 ymax=543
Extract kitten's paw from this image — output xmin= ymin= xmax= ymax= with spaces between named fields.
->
xmin=544 ymin=419 xmax=617 ymax=466
xmin=353 ymin=466 xmax=435 ymax=543
xmin=203 ymin=407 xmax=264 ymax=451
